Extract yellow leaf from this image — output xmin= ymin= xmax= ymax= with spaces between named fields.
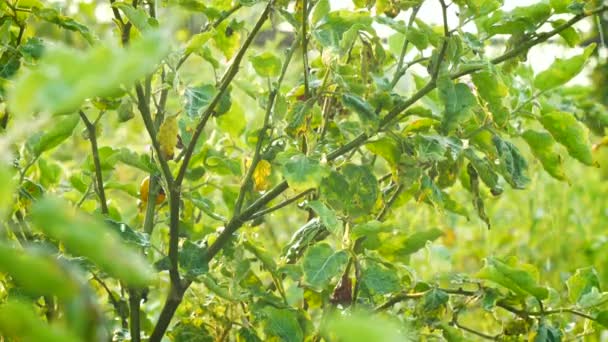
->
xmin=157 ymin=115 xmax=178 ymax=160
xmin=253 ymin=159 xmax=272 ymax=192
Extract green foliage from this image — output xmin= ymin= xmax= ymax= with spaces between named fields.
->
xmin=0 ymin=0 xmax=607 ymax=341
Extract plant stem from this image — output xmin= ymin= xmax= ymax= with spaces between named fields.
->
xmin=79 ymin=111 xmax=109 ymax=215
xmin=128 ymin=289 xmax=141 ymax=342
xmin=234 ymin=37 xmax=300 ymax=215
xmin=389 ymin=5 xmax=421 ymax=89
xmin=248 ymin=188 xmax=314 ymax=220
xmin=301 ymin=0 xmax=310 ymax=98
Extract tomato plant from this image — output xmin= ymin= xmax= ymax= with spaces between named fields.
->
xmin=1 ymin=0 xmax=608 ymax=341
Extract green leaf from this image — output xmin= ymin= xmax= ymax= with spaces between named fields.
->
xmin=260 ymin=307 xmax=303 ymax=342
xmin=477 ymin=257 xmax=549 ymax=300
xmin=396 ymin=228 xmax=443 ymax=256
xmin=170 ymin=321 xmax=214 ymax=342
xmin=243 ymin=240 xmax=277 ymax=274
xmin=30 ymin=198 xmax=154 ymax=286
xmin=471 ymin=69 xmax=510 ymax=126
xmin=32 ymin=7 xmax=94 ymax=44
xmin=341 ymin=164 xmax=379 ymax=216
xmin=112 ymin=2 xmax=156 ymax=32
xmin=361 ymin=260 xmax=400 ymax=295
xmin=19 ymin=37 xmax=44 ymax=60
xmin=366 ymin=136 xmax=400 ymax=168
xmin=438 ymin=77 xmax=477 ymax=133
xmin=0 ymin=243 xmax=79 ymax=299
xmin=307 ymin=200 xmax=341 ymax=235
xmin=282 ymin=218 xmax=329 ymax=263
xmin=467 ymin=163 xmax=492 ymax=229
xmin=596 ymin=311 xmax=608 ymax=328
xmin=551 ymin=19 xmax=579 ymax=47
xmin=423 ymin=288 xmax=449 ymax=311
xmin=26 ymin=115 xmax=79 ymax=156
xmin=464 ymin=148 xmax=503 ymax=195
xmin=113 ymin=148 xmax=159 ymax=173
xmin=105 ymin=219 xmax=150 ymax=248
xmin=189 ymin=192 xmax=227 ymax=222
xmin=311 ymin=0 xmax=330 ymax=25
xmin=213 ymin=21 xmax=241 ymax=59
xmin=322 ymin=310 xmax=406 ymax=342
xmin=179 ymin=240 xmax=209 ymax=280
xmin=342 ymin=93 xmax=379 ymax=130
xmin=301 ymin=243 xmax=348 ymax=290
xmin=249 ymin=52 xmax=281 ymax=77
xmin=8 ymin=30 xmax=170 ymax=116
xmin=0 ymin=300 xmax=81 ymax=342
xmin=522 ymin=130 xmax=567 ymax=181
xmin=185 ymin=83 xmax=232 ymax=117
xmin=533 ymin=44 xmax=596 ymax=91
xmin=351 ymin=220 xmax=394 ymax=250
xmin=539 ymin=111 xmax=593 ymax=166
xmin=0 ymin=165 xmax=16 ymax=217
xmin=281 ymin=154 xmax=328 ymax=191
xmin=406 ymin=26 xmax=429 ymax=50
xmin=534 ymin=323 xmax=561 ymax=342
xmin=313 ymin=10 xmax=373 ymax=49
xmin=566 ymin=267 xmax=600 ymax=303
xmin=217 ymin=101 xmax=246 ymax=137
xmin=493 ymin=135 xmax=529 ymax=189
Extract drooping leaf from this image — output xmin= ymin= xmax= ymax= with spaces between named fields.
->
xmin=438 ymin=77 xmax=477 ymax=133
xmin=522 ymin=130 xmax=567 ymax=181
xmin=342 ymin=93 xmax=379 ymax=130
xmin=493 ymin=135 xmax=529 ymax=189
xmin=539 ymin=111 xmax=593 ymax=166
xmin=533 ymin=44 xmax=596 ymax=91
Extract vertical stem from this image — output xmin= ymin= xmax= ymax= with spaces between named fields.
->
xmin=79 ymin=111 xmax=109 ymax=215
xmin=128 ymin=289 xmax=141 ymax=342
xmin=302 ymin=0 xmax=310 ymax=98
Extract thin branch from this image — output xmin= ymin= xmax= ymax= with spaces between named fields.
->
xmin=175 ymin=1 xmax=273 ymax=186
xmin=453 ymin=319 xmax=499 ymax=340
xmin=234 ymin=37 xmax=300 ymax=215
xmin=135 ymin=84 xmax=174 ymax=185
xmin=79 ymin=111 xmax=109 ymax=215
xmin=248 ymin=188 xmax=315 ymax=220
xmin=390 ymin=5 xmax=421 ymax=89
xmin=376 ymin=184 xmax=403 ymax=221
xmin=301 ymin=0 xmax=310 ymax=98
